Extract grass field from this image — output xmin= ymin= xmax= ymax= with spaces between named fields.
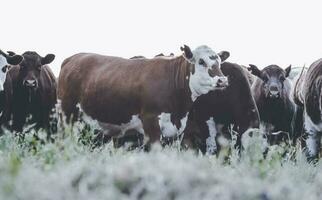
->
xmin=0 ymin=120 xmax=320 ymax=200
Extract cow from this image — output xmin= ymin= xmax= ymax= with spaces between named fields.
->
xmin=182 ymin=62 xmax=260 ymax=154
xmin=248 ymin=64 xmax=296 ymax=145
xmin=0 ymin=50 xmax=23 ymax=116
xmin=130 ymin=55 xmax=146 ymax=59
xmin=58 ymin=45 xmax=230 ymax=148
xmin=301 ymin=59 xmax=322 ymax=159
xmin=155 ymin=53 xmax=175 ymax=57
xmin=291 ymin=67 xmax=308 ymax=146
xmin=0 ymin=50 xmax=23 ymax=91
xmin=1 ymin=51 xmax=57 ymax=132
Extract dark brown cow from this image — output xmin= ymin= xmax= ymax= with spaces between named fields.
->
xmin=301 ymin=59 xmax=322 ymax=159
xmin=183 ymin=62 xmax=260 ymax=154
xmin=249 ymin=64 xmax=296 ymax=144
xmin=1 ymin=51 xmax=57 ymax=132
xmin=58 ymin=45 xmax=230 ymax=147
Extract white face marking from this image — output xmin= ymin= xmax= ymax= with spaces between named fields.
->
xmin=158 ymin=112 xmax=188 ymax=138
xmin=0 ymin=55 xmax=8 ymax=91
xmin=186 ymin=45 xmax=228 ymax=101
xmin=304 ymin=111 xmax=322 ymax=157
xmin=206 ymin=117 xmax=217 ymax=154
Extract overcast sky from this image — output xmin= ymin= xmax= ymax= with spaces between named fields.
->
xmin=2 ymin=0 xmax=322 ymax=76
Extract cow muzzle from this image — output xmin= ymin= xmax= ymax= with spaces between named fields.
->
xmin=268 ymin=85 xmax=280 ymax=98
xmin=23 ymin=79 xmax=38 ymax=89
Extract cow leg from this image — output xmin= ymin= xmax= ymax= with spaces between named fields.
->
xmin=61 ymin=99 xmax=79 ymax=123
xmin=305 ymin=130 xmax=321 ymax=160
xmin=206 ymin=118 xmax=218 ymax=155
xmin=12 ymin=111 xmax=26 ymax=132
xmin=140 ymin=113 xmax=161 ymax=150
xmin=194 ymin=120 xmax=211 ymax=154
xmin=304 ymin=113 xmax=322 ymax=160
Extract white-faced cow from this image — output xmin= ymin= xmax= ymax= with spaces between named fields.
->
xmin=58 ymin=45 xmax=230 ymax=148
xmin=249 ymin=64 xmax=296 ymax=144
xmin=0 ymin=50 xmax=23 ymax=119
xmin=183 ymin=62 xmax=260 ymax=154
xmin=301 ymin=59 xmax=322 ymax=159
xmin=1 ymin=51 xmax=57 ymax=132
xmin=0 ymin=50 xmax=23 ymax=91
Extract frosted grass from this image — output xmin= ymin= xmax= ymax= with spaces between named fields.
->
xmin=0 ymin=122 xmax=320 ymax=200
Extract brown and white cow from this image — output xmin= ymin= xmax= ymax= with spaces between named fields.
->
xmin=58 ymin=45 xmax=230 ymax=147
xmin=1 ymin=51 xmax=57 ymax=132
xmin=301 ymin=59 xmax=322 ymax=159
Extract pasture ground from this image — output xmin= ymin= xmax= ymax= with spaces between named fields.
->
xmin=0 ymin=120 xmax=320 ymax=200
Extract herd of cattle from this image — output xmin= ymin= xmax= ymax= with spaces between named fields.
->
xmin=0 ymin=45 xmax=321 ymax=159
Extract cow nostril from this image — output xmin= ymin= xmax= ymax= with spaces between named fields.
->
xmin=216 ymin=77 xmax=228 ymax=87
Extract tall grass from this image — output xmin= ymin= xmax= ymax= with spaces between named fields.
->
xmin=0 ymin=120 xmax=320 ymax=200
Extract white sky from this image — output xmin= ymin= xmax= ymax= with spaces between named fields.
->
xmin=2 ymin=0 xmax=322 ymax=76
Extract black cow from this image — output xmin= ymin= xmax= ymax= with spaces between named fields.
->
xmin=249 ymin=64 xmax=296 ymax=144
xmin=182 ymin=62 xmax=260 ymax=154
xmin=1 ymin=51 xmax=57 ymax=132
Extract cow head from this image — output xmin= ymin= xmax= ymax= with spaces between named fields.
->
xmin=0 ymin=50 xmax=23 ymax=91
xmin=180 ymin=45 xmax=230 ymax=101
xmin=249 ymin=64 xmax=291 ymax=99
xmin=18 ymin=51 xmax=55 ymax=91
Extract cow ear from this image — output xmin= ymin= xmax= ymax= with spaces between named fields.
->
xmin=41 ymin=54 xmax=55 ymax=65
xmin=285 ymin=65 xmax=291 ymax=77
xmin=218 ymin=51 xmax=230 ymax=62
xmin=7 ymin=55 xmax=23 ymax=65
xmin=248 ymin=64 xmax=262 ymax=78
xmin=180 ymin=44 xmax=193 ymax=60
xmin=7 ymin=51 xmax=16 ymax=56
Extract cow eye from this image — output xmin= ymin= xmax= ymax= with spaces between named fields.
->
xmin=280 ymin=76 xmax=285 ymax=82
xmin=199 ymin=59 xmax=205 ymax=66
xmin=262 ymin=76 xmax=268 ymax=82
xmin=1 ymin=65 xmax=8 ymax=73
xmin=209 ymin=55 xmax=217 ymax=60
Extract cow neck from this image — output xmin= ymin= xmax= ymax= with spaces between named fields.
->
xmin=168 ymin=56 xmax=194 ymax=113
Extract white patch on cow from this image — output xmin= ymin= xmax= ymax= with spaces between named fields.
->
xmin=206 ymin=117 xmax=217 ymax=154
xmin=186 ymin=46 xmax=228 ymax=101
xmin=98 ymin=115 xmax=144 ymax=136
xmin=76 ymin=104 xmax=144 ymax=137
xmin=158 ymin=113 xmax=188 ymax=137
xmin=304 ymin=111 xmax=322 ymax=157
xmin=0 ymin=55 xmax=8 ymax=91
